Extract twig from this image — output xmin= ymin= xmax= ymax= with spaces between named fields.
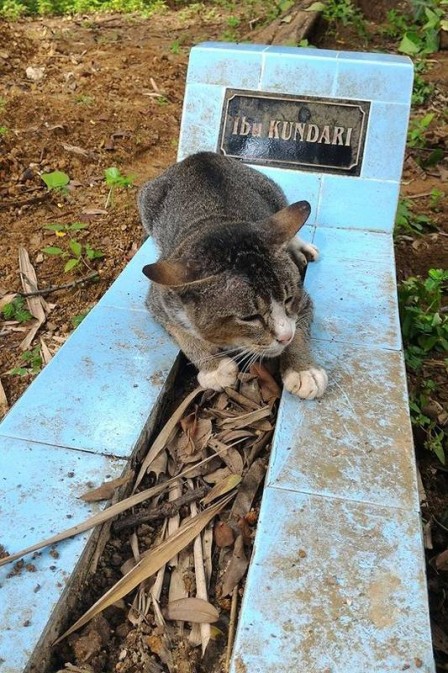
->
xmin=113 ymin=485 xmax=208 ymax=533
xmin=0 ymin=194 xmax=48 ymax=210
xmin=406 ymin=191 xmax=434 ymax=199
xmin=18 ymin=271 xmax=99 ymax=298
xmin=225 ymin=585 xmax=239 ymax=672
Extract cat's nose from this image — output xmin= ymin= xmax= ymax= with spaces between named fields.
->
xmin=276 ymin=334 xmax=292 ymax=345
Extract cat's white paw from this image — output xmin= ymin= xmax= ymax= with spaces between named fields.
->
xmin=282 ymin=367 xmax=328 ymax=399
xmin=287 ymin=238 xmax=320 ymax=267
xmin=197 ymin=358 xmax=239 ymax=392
xmin=300 ymin=241 xmax=319 ymax=262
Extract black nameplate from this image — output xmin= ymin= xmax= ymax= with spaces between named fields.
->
xmin=219 ymin=89 xmax=371 ymax=176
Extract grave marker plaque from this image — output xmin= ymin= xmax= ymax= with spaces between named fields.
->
xmin=219 ymin=89 xmax=370 ymax=176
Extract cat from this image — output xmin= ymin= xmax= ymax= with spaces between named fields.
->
xmin=137 ymin=151 xmax=327 ymax=399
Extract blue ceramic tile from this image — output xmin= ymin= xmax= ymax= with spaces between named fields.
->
xmin=335 ymin=55 xmax=413 ymax=104
xmin=99 ymin=236 xmax=158 ymax=312
xmin=177 ymin=83 xmax=224 ymax=160
xmin=305 ymin=227 xmax=401 ymax=349
xmin=250 ymin=165 xmax=321 ymax=223
xmin=261 ymin=49 xmax=338 ymax=96
xmin=265 ymin=44 xmax=340 ymax=59
xmin=186 ymin=45 xmax=263 ymax=89
xmin=362 ymin=102 xmax=411 ymax=181
xmin=338 ymin=49 xmax=413 ymax=66
xmin=231 ymin=488 xmax=435 ymax=673
xmin=0 ymin=436 xmax=126 ymax=672
xmin=269 ymin=342 xmax=417 ymax=510
xmin=316 ymin=175 xmax=400 ymax=232
xmin=0 ymin=305 xmax=178 ymax=456
xmin=196 ymin=41 xmax=268 ymax=53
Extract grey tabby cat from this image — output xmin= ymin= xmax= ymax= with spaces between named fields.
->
xmin=138 ymin=152 xmax=327 ymax=399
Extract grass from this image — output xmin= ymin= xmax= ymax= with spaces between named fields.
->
xmin=399 ymin=269 xmax=448 ymax=463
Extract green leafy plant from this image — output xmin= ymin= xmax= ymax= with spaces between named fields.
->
xmin=394 ymin=198 xmax=433 ymax=237
xmin=1 ymin=297 xmax=32 ymax=323
xmin=104 ymin=166 xmax=134 ymax=208
xmin=412 ymin=72 xmax=435 ymax=106
xmin=309 ymin=0 xmax=365 ymax=34
xmin=430 ymin=188 xmax=444 ymax=210
xmin=9 ymin=346 xmax=43 ymax=376
xmin=398 ymin=0 xmax=448 ymax=55
xmin=41 ymin=170 xmax=70 ymax=192
xmin=0 ymin=126 xmax=7 ymax=137
xmin=407 ymin=112 xmax=434 ymax=148
xmin=42 ymin=222 xmax=104 ymax=272
xmin=170 ymin=40 xmax=181 ymax=54
xmin=399 ymin=269 xmax=448 ymax=371
xmin=409 ymin=379 xmax=447 ymax=464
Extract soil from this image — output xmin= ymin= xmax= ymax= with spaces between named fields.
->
xmin=1 ymin=1 xmax=448 ymax=672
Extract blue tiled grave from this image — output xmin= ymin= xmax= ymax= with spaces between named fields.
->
xmin=0 ymin=42 xmax=434 ymax=673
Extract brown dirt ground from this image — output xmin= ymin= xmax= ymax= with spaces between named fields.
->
xmin=1 ymin=1 xmax=448 ymax=672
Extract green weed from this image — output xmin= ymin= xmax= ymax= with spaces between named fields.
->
xmin=104 ymin=166 xmax=134 ymax=208
xmin=42 ymin=222 xmax=104 ymax=272
xmin=41 ymin=170 xmax=70 ymax=192
xmin=410 ymin=379 xmax=447 ymax=464
xmin=394 ymin=198 xmax=433 ymax=237
xmin=412 ymin=72 xmax=435 ymax=106
xmin=1 ymin=297 xmax=32 ymax=323
xmin=399 ymin=269 xmax=448 ymax=371
xmin=9 ymin=347 xmax=43 ymax=377
xmin=407 ymin=113 xmax=434 ymax=148
xmin=398 ymin=0 xmax=448 ymax=55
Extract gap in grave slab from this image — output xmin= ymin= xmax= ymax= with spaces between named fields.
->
xmin=44 ymin=353 xmax=281 ymax=673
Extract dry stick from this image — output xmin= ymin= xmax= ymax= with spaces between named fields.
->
xmin=189 ymin=488 xmax=211 ymax=656
xmin=19 ymin=271 xmax=99 ymax=298
xmin=225 ymin=585 xmax=239 ymax=672
xmin=113 ymin=485 xmax=208 ymax=533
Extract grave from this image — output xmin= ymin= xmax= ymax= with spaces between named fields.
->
xmin=0 ymin=43 xmax=435 ymax=673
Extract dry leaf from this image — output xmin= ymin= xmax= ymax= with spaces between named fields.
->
xmin=208 ymin=438 xmax=244 ymax=474
xmin=203 ymin=467 xmax=232 ymax=484
xmin=81 ymin=208 xmax=108 ymax=216
xmin=40 ymin=337 xmax=52 ymax=365
xmin=79 ymin=473 xmax=132 ymax=502
xmin=55 ymin=494 xmax=233 ymax=642
xmin=148 ymin=450 xmax=168 ymax=478
xmin=165 ymin=597 xmax=219 ymax=624
xmin=219 ymin=406 xmax=271 ymax=430
xmin=134 ymin=387 xmax=203 ymax=489
xmin=18 ymin=247 xmax=46 ymax=350
xmin=0 ymin=379 xmax=9 ymax=418
xmin=202 ymin=474 xmax=241 ymax=505
xmin=239 ymin=378 xmax=262 ymax=406
xmin=224 ymin=387 xmax=260 ymax=411
xmin=250 ymin=362 xmax=281 ymax=402
xmin=230 ymin=458 xmax=266 ymax=523
xmin=214 ymin=521 xmax=234 ymax=548
xmin=220 ymin=535 xmax=248 ymax=597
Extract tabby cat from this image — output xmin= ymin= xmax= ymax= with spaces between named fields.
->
xmin=138 ymin=152 xmax=327 ymax=399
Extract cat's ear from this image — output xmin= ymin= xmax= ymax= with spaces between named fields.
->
xmin=142 ymin=260 xmax=208 ymax=287
xmin=263 ymin=201 xmax=311 ymax=245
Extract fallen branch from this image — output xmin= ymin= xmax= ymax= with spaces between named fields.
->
xmin=18 ymin=271 xmax=99 ymax=298
xmin=113 ymin=485 xmax=209 ymax=533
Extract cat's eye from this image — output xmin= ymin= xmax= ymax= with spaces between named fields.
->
xmin=240 ymin=314 xmax=262 ymax=323
xmin=285 ymin=296 xmax=294 ymax=306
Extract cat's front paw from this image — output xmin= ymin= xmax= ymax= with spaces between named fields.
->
xmin=197 ymin=358 xmax=239 ymax=392
xmin=287 ymin=238 xmax=320 ymax=269
xmin=282 ymin=367 xmax=328 ymax=399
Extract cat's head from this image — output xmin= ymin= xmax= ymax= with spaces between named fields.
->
xmin=143 ymin=201 xmax=311 ymax=358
